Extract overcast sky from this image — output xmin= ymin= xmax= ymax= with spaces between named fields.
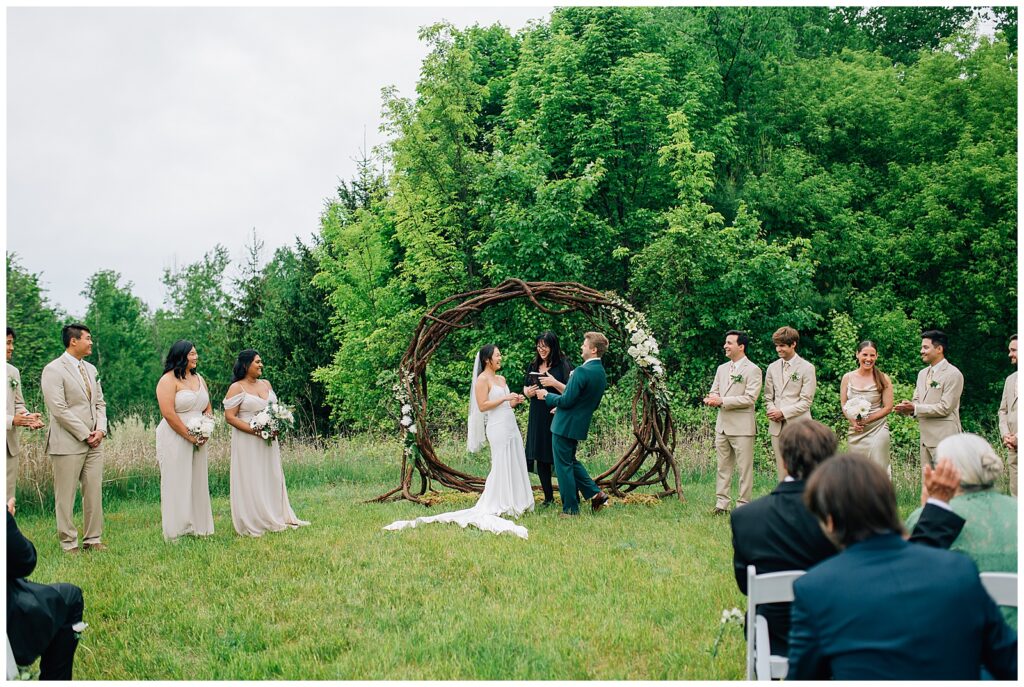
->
xmin=7 ymin=6 xmax=553 ymax=317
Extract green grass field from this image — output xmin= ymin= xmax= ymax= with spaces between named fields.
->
xmin=13 ymin=428 xmax=933 ymax=680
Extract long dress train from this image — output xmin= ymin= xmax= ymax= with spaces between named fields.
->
xmin=384 ymin=384 xmax=535 ymax=538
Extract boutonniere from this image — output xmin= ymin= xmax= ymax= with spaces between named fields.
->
xmin=929 ymin=379 xmax=939 ymax=388
xmin=730 ymin=373 xmax=744 ymax=384
xmin=790 ymin=372 xmax=799 ymax=382
xmin=9 ymin=377 xmax=18 ymax=389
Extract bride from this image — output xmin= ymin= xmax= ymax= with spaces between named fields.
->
xmin=384 ymin=344 xmax=536 ymax=538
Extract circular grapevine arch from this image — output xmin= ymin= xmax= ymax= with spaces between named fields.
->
xmin=372 ymin=279 xmax=682 ymax=505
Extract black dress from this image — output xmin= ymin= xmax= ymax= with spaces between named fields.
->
xmin=523 ymin=358 xmax=573 ymax=472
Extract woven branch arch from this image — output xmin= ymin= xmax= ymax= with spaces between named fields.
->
xmin=372 ymin=279 xmax=682 ymax=505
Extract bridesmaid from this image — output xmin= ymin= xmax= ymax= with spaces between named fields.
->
xmin=522 ymin=331 xmax=574 ymax=507
xmin=155 ymin=340 xmax=214 ymax=541
xmin=223 ymin=349 xmax=308 ymax=537
xmin=840 ymin=340 xmax=895 ymax=476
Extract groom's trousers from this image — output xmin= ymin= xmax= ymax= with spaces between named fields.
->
xmin=551 ymin=433 xmax=599 ymax=514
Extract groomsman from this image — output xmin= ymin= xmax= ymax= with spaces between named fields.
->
xmin=40 ymin=324 xmax=108 ymax=553
xmin=763 ymin=326 xmax=817 ymax=478
xmin=998 ymin=334 xmax=1017 ymax=496
xmin=7 ymin=327 xmax=44 ymax=502
xmin=704 ymin=330 xmax=762 ymax=514
xmin=895 ymin=330 xmax=964 ymax=471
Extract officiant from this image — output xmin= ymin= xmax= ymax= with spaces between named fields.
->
xmin=523 ymin=332 xmax=574 ymax=507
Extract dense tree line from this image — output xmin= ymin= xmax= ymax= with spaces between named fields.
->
xmin=6 ymin=6 xmax=1017 ymax=445
xmin=6 ymin=236 xmax=334 ymax=435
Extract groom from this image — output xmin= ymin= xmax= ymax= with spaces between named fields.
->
xmin=535 ymin=332 xmax=610 ymax=517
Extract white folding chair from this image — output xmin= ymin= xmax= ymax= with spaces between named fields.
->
xmin=746 ymin=565 xmax=806 ymax=681
xmin=6 ymin=634 xmax=18 ymax=680
xmin=980 ymin=572 xmax=1018 ymax=608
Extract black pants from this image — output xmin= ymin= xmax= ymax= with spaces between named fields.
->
xmin=537 ymin=462 xmax=554 ymax=503
xmin=40 ymin=583 xmax=83 ymax=681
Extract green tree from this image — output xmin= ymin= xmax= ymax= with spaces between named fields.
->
xmin=5 ymin=254 xmax=64 ymax=411
xmin=153 ymin=246 xmax=235 ymax=402
xmin=81 ymin=270 xmax=160 ymax=425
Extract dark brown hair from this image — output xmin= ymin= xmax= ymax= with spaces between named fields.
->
xmin=804 ymin=453 xmax=905 ymax=548
xmin=856 ymin=340 xmax=889 ymax=392
xmin=778 ymin=420 xmax=838 ymax=480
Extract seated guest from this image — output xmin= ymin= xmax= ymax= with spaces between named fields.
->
xmin=905 ymin=433 xmax=1017 ymax=628
xmin=7 ymin=505 xmax=85 ymax=680
xmin=731 ymin=420 xmax=966 ymax=656
xmin=789 ymin=453 xmax=1017 ymax=680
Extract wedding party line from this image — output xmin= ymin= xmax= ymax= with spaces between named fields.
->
xmin=6 ymin=318 xmax=1018 ymax=680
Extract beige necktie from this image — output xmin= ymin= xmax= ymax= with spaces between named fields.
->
xmin=78 ymin=363 xmax=92 ymax=402
xmin=783 ymin=360 xmax=791 ymax=376
xmin=926 ymin=366 xmax=934 ymax=386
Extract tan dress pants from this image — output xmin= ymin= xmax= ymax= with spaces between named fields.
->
xmin=715 ymin=433 xmax=753 ymax=510
xmin=51 ymin=446 xmax=104 ymax=550
xmin=6 ymin=451 xmax=17 ymax=501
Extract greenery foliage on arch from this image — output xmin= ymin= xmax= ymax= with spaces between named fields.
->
xmin=373 ymin=279 xmax=683 ymax=505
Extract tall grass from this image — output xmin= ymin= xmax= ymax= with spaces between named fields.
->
xmin=11 ymin=409 xmax=999 ymax=679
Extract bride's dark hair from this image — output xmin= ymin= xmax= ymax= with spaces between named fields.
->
xmin=477 ymin=344 xmax=498 ymax=370
xmin=232 ymin=349 xmax=260 ymax=382
xmin=530 ymin=331 xmax=563 ymax=369
xmin=164 ymin=339 xmax=195 ymax=380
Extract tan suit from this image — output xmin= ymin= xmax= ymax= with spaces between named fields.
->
xmin=7 ymin=363 xmax=27 ymax=501
xmin=998 ymin=370 xmax=1017 ymax=496
xmin=764 ymin=354 xmax=817 ymax=473
xmin=710 ymin=357 xmax=762 ymax=509
xmin=41 ymin=354 xmax=107 ymax=550
xmin=911 ymin=358 xmax=963 ymax=468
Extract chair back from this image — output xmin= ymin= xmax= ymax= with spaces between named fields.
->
xmin=6 ymin=634 xmax=17 ymax=681
xmin=745 ymin=565 xmax=806 ymax=680
xmin=980 ymin=572 xmax=1018 ymax=608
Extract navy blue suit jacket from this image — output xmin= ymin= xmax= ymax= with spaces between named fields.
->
xmin=730 ymin=480 xmax=965 ymax=655
xmin=788 ymin=533 xmax=1017 ymax=680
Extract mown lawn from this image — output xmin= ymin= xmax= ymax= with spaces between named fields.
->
xmin=14 ymin=433 xmax=925 ymax=680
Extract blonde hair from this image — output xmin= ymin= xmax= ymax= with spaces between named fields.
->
xmin=936 ymin=433 xmax=1003 ymax=490
xmin=584 ymin=332 xmax=609 ymax=357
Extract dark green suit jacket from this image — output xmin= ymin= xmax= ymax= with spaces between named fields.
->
xmin=544 ymin=359 xmax=607 ymax=441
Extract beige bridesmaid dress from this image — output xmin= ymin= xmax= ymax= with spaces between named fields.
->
xmin=844 ymin=373 xmax=892 ymax=477
xmin=156 ymin=380 xmax=215 ymax=540
xmin=223 ymin=389 xmax=309 ymax=536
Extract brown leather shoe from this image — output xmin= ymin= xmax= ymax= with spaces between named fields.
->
xmin=711 ymin=507 xmax=729 ymax=516
xmin=558 ymin=512 xmax=577 ymax=519
xmin=83 ymin=542 xmax=108 ymax=552
xmin=63 ymin=547 xmax=81 ymax=555
xmin=591 ymin=492 xmax=610 ymax=513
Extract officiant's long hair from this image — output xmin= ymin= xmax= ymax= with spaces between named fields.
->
xmin=530 ymin=331 xmax=564 ymax=370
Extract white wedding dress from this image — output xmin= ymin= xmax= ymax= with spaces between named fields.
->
xmin=384 ymin=384 xmax=535 ymax=538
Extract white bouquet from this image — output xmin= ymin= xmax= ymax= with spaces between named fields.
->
xmin=844 ymin=397 xmax=872 ymax=421
xmin=185 ymin=415 xmax=216 ymax=451
xmin=250 ymin=402 xmax=296 ymax=445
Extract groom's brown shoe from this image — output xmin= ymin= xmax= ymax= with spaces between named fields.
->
xmin=591 ymin=492 xmax=609 ymax=513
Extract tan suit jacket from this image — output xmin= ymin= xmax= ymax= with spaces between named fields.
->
xmin=764 ymin=354 xmax=816 ymax=437
xmin=912 ymin=358 xmax=963 ymax=448
xmin=40 ymin=356 xmax=107 ymax=455
xmin=7 ymin=363 xmax=27 ymax=457
xmin=998 ymin=370 xmax=1018 ymax=438
xmin=710 ymin=357 xmax=762 ymax=436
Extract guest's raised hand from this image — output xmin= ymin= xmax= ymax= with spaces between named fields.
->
xmin=7 ymin=497 xmax=15 ymax=516
xmin=923 ymin=458 xmax=961 ymax=505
